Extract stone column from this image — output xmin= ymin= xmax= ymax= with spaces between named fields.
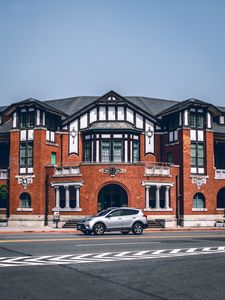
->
xmin=55 ymin=186 xmax=60 ymax=209
xmin=145 ymin=186 xmax=150 ymax=209
xmin=156 ymin=186 xmax=160 ymax=209
xmin=165 ymin=186 xmax=170 ymax=209
xmin=65 ymin=186 xmax=70 ymax=208
xmin=76 ymin=187 xmax=80 ymax=208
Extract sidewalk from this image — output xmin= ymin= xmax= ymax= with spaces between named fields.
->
xmin=1 ymin=225 xmax=225 ymax=234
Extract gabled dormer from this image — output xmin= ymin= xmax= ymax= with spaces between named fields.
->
xmin=62 ymin=90 xmax=157 ymax=159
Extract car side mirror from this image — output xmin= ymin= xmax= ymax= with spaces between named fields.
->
xmin=105 ymin=215 xmax=111 ymax=218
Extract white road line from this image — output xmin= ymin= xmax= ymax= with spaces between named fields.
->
xmin=186 ymin=248 xmax=198 ymax=253
xmin=152 ymin=250 xmax=165 ymax=255
xmin=76 ymin=242 xmax=160 ymax=247
xmin=0 ymin=246 xmax=225 ymax=268
xmin=114 ymin=252 xmax=131 ymax=257
xmin=218 ymin=247 xmax=225 ymax=251
xmin=202 ymin=247 xmax=212 ymax=252
xmin=170 ymin=249 xmax=182 ymax=254
xmin=133 ymin=250 xmax=150 ymax=256
xmin=94 ymin=253 xmax=112 ymax=258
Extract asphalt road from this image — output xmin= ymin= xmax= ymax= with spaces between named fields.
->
xmin=0 ymin=230 xmax=225 ymax=300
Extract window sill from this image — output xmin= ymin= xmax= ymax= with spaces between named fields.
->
xmin=17 ymin=208 xmax=33 ymax=212
xmin=192 ymin=208 xmax=208 ymax=211
xmin=216 ymin=208 xmax=225 ymax=211
xmin=52 ymin=207 xmax=82 ymax=212
xmin=144 ymin=208 xmax=173 ymax=212
xmin=46 ymin=141 xmax=58 ymax=147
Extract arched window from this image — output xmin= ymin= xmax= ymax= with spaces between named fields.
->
xmin=20 ymin=193 xmax=31 ymax=208
xmin=193 ymin=193 xmax=205 ymax=208
xmin=217 ymin=188 xmax=225 ymax=208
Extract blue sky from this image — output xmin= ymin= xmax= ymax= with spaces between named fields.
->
xmin=0 ymin=0 xmax=225 ymax=106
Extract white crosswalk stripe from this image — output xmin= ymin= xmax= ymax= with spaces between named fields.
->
xmin=169 ymin=249 xmax=182 ymax=254
xmin=186 ymin=248 xmax=198 ymax=253
xmin=0 ymin=246 xmax=225 ymax=268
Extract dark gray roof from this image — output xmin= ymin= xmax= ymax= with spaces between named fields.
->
xmin=44 ymin=96 xmax=98 ymax=116
xmin=0 ymin=106 xmax=8 ymax=113
xmin=217 ymin=106 xmax=225 ymax=113
xmin=212 ymin=121 xmax=225 ymax=134
xmin=0 ymin=119 xmax=12 ymax=134
xmin=125 ymin=97 xmax=178 ymax=116
xmin=81 ymin=121 xmax=141 ymax=132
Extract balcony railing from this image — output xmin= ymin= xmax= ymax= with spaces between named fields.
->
xmin=215 ymin=169 xmax=225 ymax=179
xmin=145 ymin=163 xmax=171 ymax=176
xmin=0 ymin=169 xmax=8 ymax=180
xmin=54 ymin=166 xmax=81 ymax=176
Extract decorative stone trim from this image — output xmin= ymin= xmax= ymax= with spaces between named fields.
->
xmin=99 ymin=167 xmax=126 ymax=177
xmin=16 ymin=175 xmax=35 ymax=189
xmin=16 ymin=208 xmax=33 ymax=212
xmin=144 ymin=208 xmax=173 ymax=212
xmin=191 ymin=176 xmax=207 ymax=189
xmin=52 ymin=207 xmax=82 ymax=212
xmin=192 ymin=208 xmax=208 ymax=212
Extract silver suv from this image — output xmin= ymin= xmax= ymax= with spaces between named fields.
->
xmin=77 ymin=207 xmax=148 ymax=235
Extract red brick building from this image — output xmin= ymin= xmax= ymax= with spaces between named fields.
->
xmin=0 ymin=90 xmax=225 ymax=227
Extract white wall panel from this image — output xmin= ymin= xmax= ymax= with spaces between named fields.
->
xmin=80 ymin=114 xmax=88 ymax=129
xmin=99 ymin=106 xmax=106 ymax=120
xmin=69 ymin=119 xmax=78 ymax=154
xmin=108 ymin=106 xmax=116 ymax=120
xmin=190 ymin=130 xmax=196 ymax=141
xmin=136 ymin=113 xmax=143 ymax=129
xmin=89 ymin=108 xmax=97 ymax=124
xmin=20 ymin=130 xmax=26 ymax=141
xmin=36 ymin=110 xmax=40 ymax=126
xmin=145 ymin=119 xmax=154 ymax=154
xmin=126 ymin=108 xmax=134 ymax=124
xmin=28 ymin=130 xmax=34 ymax=141
xmin=198 ymin=130 xmax=204 ymax=141
xmin=13 ymin=112 xmax=17 ymax=128
xmin=117 ymin=106 xmax=124 ymax=120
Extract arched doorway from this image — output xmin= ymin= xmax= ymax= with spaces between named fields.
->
xmin=98 ymin=184 xmax=128 ymax=211
xmin=217 ymin=187 xmax=225 ymax=208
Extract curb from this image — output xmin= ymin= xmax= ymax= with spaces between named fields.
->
xmin=1 ymin=227 xmax=225 ymax=235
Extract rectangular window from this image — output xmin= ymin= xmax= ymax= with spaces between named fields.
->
xmin=189 ymin=112 xmax=204 ymax=129
xmin=27 ymin=111 xmax=35 ymax=128
xmin=19 ymin=143 xmax=27 ymax=166
xmin=167 ymin=152 xmax=173 ymax=164
xmin=214 ymin=142 xmax=225 ymax=169
xmin=20 ymin=112 xmax=27 ymax=128
xmin=19 ymin=142 xmax=34 ymax=171
xmin=113 ymin=141 xmax=123 ymax=162
xmin=133 ymin=141 xmax=139 ymax=162
xmin=51 ymin=152 xmax=56 ymax=165
xmin=84 ymin=141 xmax=91 ymax=162
xmin=101 ymin=141 xmax=110 ymax=162
xmin=27 ymin=143 xmax=33 ymax=166
xmin=191 ymin=143 xmax=204 ymax=172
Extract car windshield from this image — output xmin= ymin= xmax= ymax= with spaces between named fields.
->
xmin=95 ymin=208 xmax=115 ymax=217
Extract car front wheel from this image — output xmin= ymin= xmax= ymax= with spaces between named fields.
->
xmin=132 ymin=222 xmax=143 ymax=235
xmin=93 ymin=223 xmax=105 ymax=235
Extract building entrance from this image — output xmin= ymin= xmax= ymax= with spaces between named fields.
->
xmin=98 ymin=184 xmax=128 ymax=211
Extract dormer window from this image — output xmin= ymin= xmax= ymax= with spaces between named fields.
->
xmin=20 ymin=108 xmax=35 ymax=129
xmin=189 ymin=109 xmax=204 ymax=129
xmin=219 ymin=116 xmax=225 ymax=125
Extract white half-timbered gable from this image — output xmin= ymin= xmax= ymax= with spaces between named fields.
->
xmin=67 ymin=91 xmax=156 ymax=156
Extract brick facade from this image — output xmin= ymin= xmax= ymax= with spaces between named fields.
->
xmin=0 ymin=91 xmax=225 ymax=227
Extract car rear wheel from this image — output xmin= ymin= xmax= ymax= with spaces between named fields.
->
xmin=121 ymin=230 xmax=130 ymax=235
xmin=132 ymin=222 xmax=143 ymax=235
xmin=93 ymin=223 xmax=105 ymax=235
